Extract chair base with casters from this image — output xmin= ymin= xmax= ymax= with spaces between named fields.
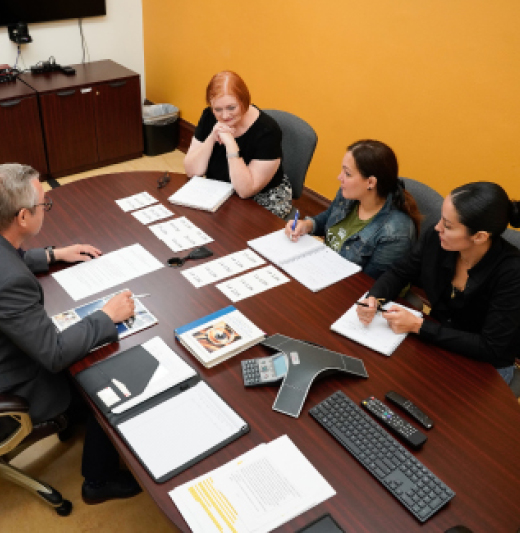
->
xmin=0 ymin=394 xmax=73 ymax=516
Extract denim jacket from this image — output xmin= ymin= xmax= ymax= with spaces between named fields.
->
xmin=311 ymin=189 xmax=416 ymax=279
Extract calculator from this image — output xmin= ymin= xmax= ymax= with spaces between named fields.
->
xmin=241 ymin=352 xmax=288 ymax=387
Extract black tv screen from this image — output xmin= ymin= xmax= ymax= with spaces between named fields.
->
xmin=0 ymin=1 xmax=106 ymax=27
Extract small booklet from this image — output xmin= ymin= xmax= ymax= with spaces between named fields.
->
xmin=330 ymin=294 xmax=423 ymax=356
xmin=52 ymin=289 xmax=157 ymax=342
xmin=168 ymin=176 xmax=234 ymax=212
xmin=174 ymin=306 xmax=266 ymax=368
xmin=247 ymin=229 xmax=361 ymax=292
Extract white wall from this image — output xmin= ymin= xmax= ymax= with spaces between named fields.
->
xmin=0 ymin=0 xmax=146 ymax=96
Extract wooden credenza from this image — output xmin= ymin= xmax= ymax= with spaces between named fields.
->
xmin=0 ymin=81 xmax=48 ymax=176
xmin=0 ymin=60 xmax=143 ymax=179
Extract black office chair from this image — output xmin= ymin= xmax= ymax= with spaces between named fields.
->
xmin=263 ymin=109 xmax=318 ymax=220
xmin=0 ymin=393 xmax=73 ymax=515
xmin=402 ymin=177 xmax=444 ymax=239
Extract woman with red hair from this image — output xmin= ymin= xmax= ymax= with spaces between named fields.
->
xmin=184 ymin=71 xmax=292 ymax=218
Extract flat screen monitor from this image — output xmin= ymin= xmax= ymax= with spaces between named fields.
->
xmin=0 ymin=1 xmax=107 ymax=27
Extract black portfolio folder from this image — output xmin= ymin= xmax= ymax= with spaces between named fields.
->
xmin=75 ymin=344 xmax=250 ymax=483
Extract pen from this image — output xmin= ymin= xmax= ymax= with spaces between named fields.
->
xmin=131 ymin=293 xmax=150 ymax=299
xmin=292 ymin=209 xmax=300 ymax=231
xmin=356 ymin=300 xmax=396 ymax=313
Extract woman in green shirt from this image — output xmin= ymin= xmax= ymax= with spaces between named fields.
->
xmin=285 ymin=140 xmax=421 ymax=279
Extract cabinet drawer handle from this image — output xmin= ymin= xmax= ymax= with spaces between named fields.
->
xmin=56 ymin=90 xmax=76 ymax=97
xmin=108 ymin=81 xmax=127 ymax=88
xmin=0 ymin=99 xmax=21 ymax=107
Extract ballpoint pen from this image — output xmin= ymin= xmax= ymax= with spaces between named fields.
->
xmin=131 ymin=293 xmax=150 ymax=299
xmin=292 ymin=209 xmax=300 ymax=231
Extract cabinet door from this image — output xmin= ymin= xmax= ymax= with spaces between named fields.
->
xmin=94 ymin=77 xmax=143 ymax=162
xmin=0 ymin=95 xmax=48 ymax=175
xmin=39 ymin=88 xmax=98 ymax=175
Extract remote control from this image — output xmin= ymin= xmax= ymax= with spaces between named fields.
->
xmin=361 ymin=396 xmax=427 ymax=449
xmin=385 ymin=390 xmax=434 ymax=429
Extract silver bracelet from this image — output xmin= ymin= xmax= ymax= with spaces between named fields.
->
xmin=226 ymin=151 xmax=240 ymax=159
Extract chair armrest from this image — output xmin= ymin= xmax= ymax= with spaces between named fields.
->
xmin=0 ymin=394 xmax=29 ymax=415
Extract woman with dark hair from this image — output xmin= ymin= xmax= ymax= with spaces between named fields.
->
xmin=184 ymin=71 xmax=292 ymax=218
xmin=285 ymin=140 xmax=421 ymax=279
xmin=357 ymin=181 xmax=520 ymax=384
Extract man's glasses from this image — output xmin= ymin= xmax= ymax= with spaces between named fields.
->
xmin=34 ymin=197 xmax=53 ymax=212
xmin=16 ymin=197 xmax=53 ymax=216
xmin=157 ymin=172 xmax=170 ymax=189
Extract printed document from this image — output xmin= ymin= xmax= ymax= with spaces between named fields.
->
xmin=331 ymin=292 xmax=423 ymax=356
xmin=182 ymin=249 xmax=266 ymax=287
xmin=149 ymin=216 xmax=213 ymax=252
xmin=248 ymin=229 xmax=361 ymax=291
xmin=117 ymin=381 xmax=247 ymax=479
xmin=170 ymin=435 xmax=336 ymax=533
xmin=216 ymin=265 xmax=290 ymax=302
xmin=115 ymin=192 xmax=158 ymax=212
xmin=131 ymin=204 xmax=174 ymax=224
xmin=52 ymin=244 xmax=164 ymax=301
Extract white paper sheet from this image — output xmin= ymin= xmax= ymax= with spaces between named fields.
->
xmin=115 ymin=192 xmax=158 ymax=212
xmin=169 ymin=435 xmax=336 ymax=533
xmin=52 ymin=244 xmax=164 ymax=301
xmin=112 ymin=337 xmax=196 ymax=414
xmin=149 ymin=216 xmax=213 ymax=252
xmin=131 ymin=204 xmax=174 ymax=224
xmin=181 ymin=249 xmax=266 ymax=287
xmin=117 ymin=381 xmax=247 ymax=479
xmin=216 ymin=265 xmax=290 ymax=302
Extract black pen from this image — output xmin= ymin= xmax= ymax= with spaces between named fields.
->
xmin=356 ymin=300 xmax=397 ymax=313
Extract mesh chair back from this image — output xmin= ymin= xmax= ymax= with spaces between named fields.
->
xmin=402 ymin=178 xmax=443 ymax=239
xmin=263 ymin=109 xmax=317 ymax=199
xmin=502 ymin=228 xmax=520 ymax=250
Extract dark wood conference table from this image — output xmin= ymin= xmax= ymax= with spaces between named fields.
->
xmin=27 ymin=172 xmax=520 ymax=532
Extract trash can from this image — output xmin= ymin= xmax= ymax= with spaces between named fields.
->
xmin=142 ymin=104 xmax=180 ymax=156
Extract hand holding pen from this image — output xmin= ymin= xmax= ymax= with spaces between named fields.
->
xmin=284 ymin=210 xmax=313 ymax=242
xmin=356 ymin=296 xmax=384 ymax=325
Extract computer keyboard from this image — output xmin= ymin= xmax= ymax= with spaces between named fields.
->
xmin=309 ymin=390 xmax=455 ymax=523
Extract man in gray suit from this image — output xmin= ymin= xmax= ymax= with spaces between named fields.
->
xmin=0 ymin=164 xmax=141 ymax=503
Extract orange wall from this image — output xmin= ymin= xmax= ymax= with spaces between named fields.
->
xmin=143 ymin=1 xmax=520 ymax=202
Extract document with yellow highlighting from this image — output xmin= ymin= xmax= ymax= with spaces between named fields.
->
xmin=170 ymin=435 xmax=335 ymax=533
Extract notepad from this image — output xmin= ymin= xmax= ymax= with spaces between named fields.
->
xmin=117 ymin=381 xmax=248 ymax=481
xmin=247 ymin=229 xmax=361 ymax=292
xmin=330 ymin=294 xmax=423 ymax=356
xmin=168 ymin=176 xmax=234 ymax=212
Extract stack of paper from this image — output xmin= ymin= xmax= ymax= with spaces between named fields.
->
xmin=248 ymin=229 xmax=361 ymax=292
xmin=168 ymin=176 xmax=234 ymax=212
xmin=170 ymin=435 xmax=336 ymax=533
